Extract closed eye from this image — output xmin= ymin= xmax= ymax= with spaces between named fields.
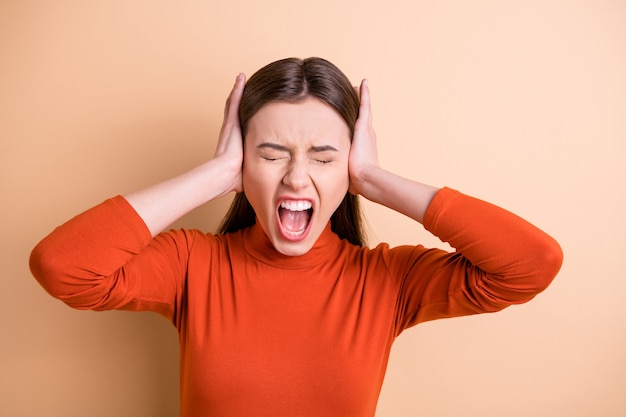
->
xmin=309 ymin=146 xmax=337 ymax=165
xmin=259 ymin=152 xmax=288 ymax=162
xmin=262 ymin=156 xmax=280 ymax=161
xmin=257 ymin=143 xmax=289 ymax=162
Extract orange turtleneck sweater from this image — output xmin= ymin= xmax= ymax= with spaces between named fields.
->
xmin=30 ymin=187 xmax=562 ymax=417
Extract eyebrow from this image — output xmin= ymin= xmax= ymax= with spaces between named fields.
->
xmin=257 ymin=142 xmax=339 ymax=153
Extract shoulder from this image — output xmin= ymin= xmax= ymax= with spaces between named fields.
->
xmin=350 ymin=240 xmax=436 ymax=275
xmin=152 ymin=227 xmax=245 ymax=255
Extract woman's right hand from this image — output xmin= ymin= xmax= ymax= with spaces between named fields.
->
xmin=124 ymin=73 xmax=248 ymax=236
xmin=213 ymin=73 xmax=246 ymax=194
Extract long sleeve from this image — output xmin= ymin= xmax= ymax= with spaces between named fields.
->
xmin=29 ymin=196 xmax=190 ymax=323
xmin=388 ymin=187 xmax=563 ymax=332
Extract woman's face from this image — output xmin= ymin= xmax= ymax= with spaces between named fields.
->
xmin=243 ymin=97 xmax=351 ymax=256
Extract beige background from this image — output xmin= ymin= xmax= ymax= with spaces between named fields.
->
xmin=1 ymin=1 xmax=625 ymax=416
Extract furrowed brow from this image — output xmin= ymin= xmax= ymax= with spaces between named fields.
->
xmin=256 ymin=143 xmax=338 ymax=153
xmin=257 ymin=142 xmax=290 ymax=152
xmin=309 ymin=145 xmax=339 ymax=153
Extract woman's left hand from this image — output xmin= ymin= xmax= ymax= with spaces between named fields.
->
xmin=348 ymin=79 xmax=439 ymax=223
xmin=349 ymin=79 xmax=381 ymax=198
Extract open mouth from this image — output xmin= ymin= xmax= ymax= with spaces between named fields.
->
xmin=277 ymin=199 xmax=313 ymax=240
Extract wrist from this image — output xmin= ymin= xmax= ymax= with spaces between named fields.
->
xmin=200 ymin=156 xmax=243 ymax=198
xmin=350 ymin=165 xmax=384 ymax=201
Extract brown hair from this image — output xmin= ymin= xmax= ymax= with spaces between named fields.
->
xmin=218 ymin=57 xmax=366 ymax=247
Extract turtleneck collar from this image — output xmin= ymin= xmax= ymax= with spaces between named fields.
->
xmin=242 ymin=220 xmax=344 ymax=269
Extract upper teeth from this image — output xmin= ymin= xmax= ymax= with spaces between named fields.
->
xmin=280 ymin=200 xmax=312 ymax=211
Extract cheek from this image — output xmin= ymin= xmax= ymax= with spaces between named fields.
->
xmin=316 ymin=163 xmax=350 ymax=203
xmin=242 ymin=153 xmax=261 ymax=191
xmin=242 ymin=159 xmax=253 ymax=189
xmin=242 ymin=157 xmax=280 ymax=216
xmin=328 ymin=157 xmax=350 ymax=183
xmin=242 ymin=157 xmax=263 ymax=209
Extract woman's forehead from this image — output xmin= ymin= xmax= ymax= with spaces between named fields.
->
xmin=246 ymin=98 xmax=350 ymax=145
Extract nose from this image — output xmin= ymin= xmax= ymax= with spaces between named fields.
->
xmin=282 ymin=159 xmax=311 ymax=190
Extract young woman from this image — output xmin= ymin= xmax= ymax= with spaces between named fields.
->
xmin=30 ymin=57 xmax=563 ymax=416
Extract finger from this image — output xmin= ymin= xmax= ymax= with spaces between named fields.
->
xmin=217 ymin=74 xmax=245 ymax=154
xmin=357 ymin=79 xmax=372 ymax=124
xmin=223 ymin=73 xmax=246 ymax=122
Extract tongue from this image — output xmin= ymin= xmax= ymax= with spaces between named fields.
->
xmin=279 ymin=208 xmax=310 ymax=233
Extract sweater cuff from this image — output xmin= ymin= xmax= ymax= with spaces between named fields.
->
xmin=107 ymin=195 xmax=153 ymax=247
xmin=422 ymin=186 xmax=460 ymax=234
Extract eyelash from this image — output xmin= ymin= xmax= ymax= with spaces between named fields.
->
xmin=261 ymin=156 xmax=331 ymax=165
